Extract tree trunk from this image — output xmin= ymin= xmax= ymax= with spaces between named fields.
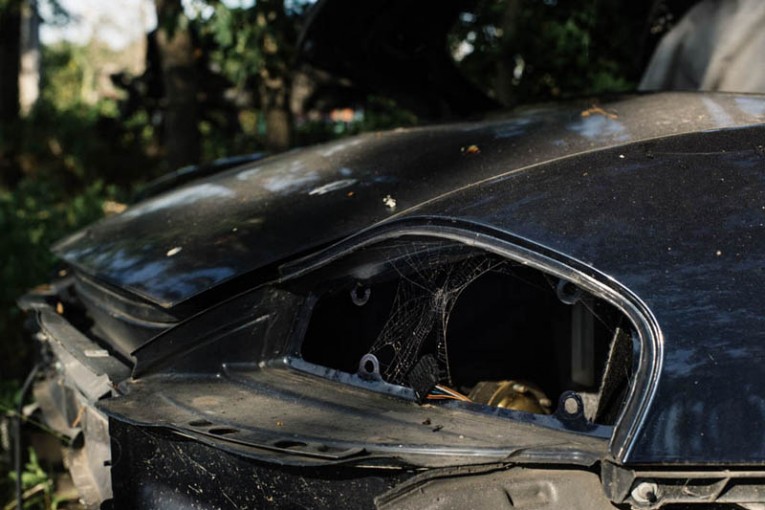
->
xmin=155 ymin=0 xmax=200 ymax=170
xmin=260 ymin=76 xmax=292 ymax=153
xmin=257 ymin=0 xmax=292 ymax=153
xmin=495 ymin=0 xmax=521 ymax=106
xmin=19 ymin=0 xmax=40 ymax=116
xmin=0 ymin=0 xmax=21 ymax=123
xmin=0 ymin=0 xmax=22 ymax=188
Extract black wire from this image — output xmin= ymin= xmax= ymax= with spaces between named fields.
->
xmin=15 ymin=363 xmax=41 ymax=510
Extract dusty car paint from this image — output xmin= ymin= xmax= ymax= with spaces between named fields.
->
xmin=53 ymin=93 xmax=765 ymax=309
xmin=409 ymin=124 xmax=765 ymax=464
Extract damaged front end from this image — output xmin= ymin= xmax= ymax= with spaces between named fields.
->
xmin=20 ymin=278 xmax=128 ymax=507
xmin=20 ymin=217 xmax=765 ymax=509
xmin=16 ymin=221 xmax=644 ymax=509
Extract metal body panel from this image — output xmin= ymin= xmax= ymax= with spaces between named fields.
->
xmin=54 ymin=93 xmax=765 ymax=308
xmin=407 ymin=125 xmax=765 ymax=464
xmin=108 ymin=419 xmax=408 ymax=510
xmin=99 ymin=361 xmax=608 ymax=469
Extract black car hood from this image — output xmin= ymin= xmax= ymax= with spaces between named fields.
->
xmin=54 ymin=92 xmax=765 ymax=308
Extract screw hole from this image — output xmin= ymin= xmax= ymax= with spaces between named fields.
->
xmin=563 ymin=396 xmax=580 ymax=415
xmin=351 ymin=285 xmax=371 ymax=306
xmin=358 ymin=353 xmax=381 ymax=378
xmin=556 ymin=279 xmax=582 ymax=304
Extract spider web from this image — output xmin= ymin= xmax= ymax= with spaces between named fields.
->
xmin=368 ymin=249 xmax=503 ymax=386
xmin=365 ymin=241 xmax=617 ymax=389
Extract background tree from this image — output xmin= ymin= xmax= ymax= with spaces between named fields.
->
xmin=253 ymin=0 xmax=295 ymax=152
xmin=0 ymin=0 xmax=22 ymax=189
xmin=450 ymin=0 xmax=658 ymax=105
xmin=19 ymin=0 xmax=41 ymax=115
xmin=206 ymin=0 xmax=300 ymax=152
xmin=155 ymin=0 xmax=201 ymax=170
xmin=0 ymin=0 xmax=21 ymax=124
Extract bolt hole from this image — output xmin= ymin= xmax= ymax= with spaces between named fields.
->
xmin=351 ymin=286 xmax=371 ymax=306
xmin=556 ymin=279 xmax=582 ymax=304
xmin=358 ymin=353 xmax=380 ymax=378
xmin=563 ymin=396 xmax=580 ymax=415
xmin=631 ymin=482 xmax=660 ymax=506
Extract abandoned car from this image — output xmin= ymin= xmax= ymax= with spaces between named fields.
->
xmin=18 ymin=90 xmax=765 ymax=509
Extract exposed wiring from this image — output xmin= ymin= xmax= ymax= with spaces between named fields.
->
xmin=14 ymin=363 xmax=41 ymax=510
xmin=428 ymin=384 xmax=472 ymax=402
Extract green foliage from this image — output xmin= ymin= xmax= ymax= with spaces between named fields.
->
xmin=0 ymin=174 xmax=113 ymax=506
xmin=0 ymin=380 xmax=19 ymax=413
xmin=39 ymin=44 xmax=89 ymax=111
xmin=194 ymin=0 xmax=315 ymax=152
xmin=0 ymin=380 xmax=76 ymax=509
xmin=294 ymin=96 xmax=418 ymax=146
xmin=199 ymin=117 xmax=260 ymax=161
xmin=21 ymin=103 xmax=151 ymax=186
xmin=0 ymin=0 xmax=20 ymax=12
xmin=203 ymin=0 xmax=305 ymax=94
xmin=4 ymin=447 xmax=73 ymax=510
xmin=0 ymin=26 xmax=156 ymax=383
xmin=0 ymin=177 xmax=119 ymax=378
xmin=356 ymin=96 xmax=418 ymax=132
xmin=0 ymin=43 xmax=142 ymax=380
xmin=451 ymin=0 xmax=646 ymax=105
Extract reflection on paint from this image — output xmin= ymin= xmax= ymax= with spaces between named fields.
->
xmin=236 ymin=167 xmax=263 ymax=181
xmin=567 ymin=115 xmax=629 ymax=142
xmin=646 ymin=377 xmax=765 ymax=460
xmin=263 ymin=169 xmax=320 ymax=194
xmin=122 ymin=183 xmax=236 ymax=218
xmin=701 ymin=96 xmax=734 ymax=127
xmin=492 ymin=117 xmax=534 ymax=139
xmin=319 ymin=137 xmax=364 ymax=157
xmin=308 ymin=179 xmax=358 ymax=196
xmin=735 ymin=97 xmax=765 ymax=118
